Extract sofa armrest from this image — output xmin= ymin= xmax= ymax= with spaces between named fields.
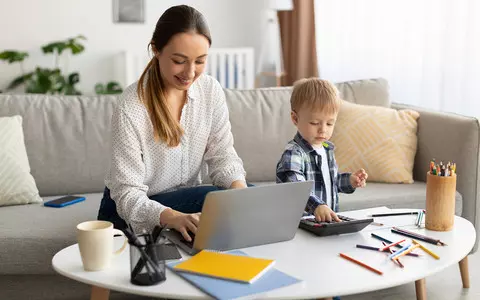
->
xmin=393 ymin=102 xmax=480 ymax=252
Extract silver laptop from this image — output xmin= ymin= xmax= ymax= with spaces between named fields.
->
xmin=162 ymin=181 xmax=312 ymax=255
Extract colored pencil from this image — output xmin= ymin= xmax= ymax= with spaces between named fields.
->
xmin=392 ymin=244 xmax=420 ymax=260
xmin=391 ymin=227 xmax=447 ymax=246
xmin=416 ymin=211 xmax=424 ymax=228
xmin=339 ymin=253 xmax=383 ymax=275
xmin=356 ymin=244 xmax=420 ymax=257
xmin=412 ymin=239 xmax=440 ymax=260
xmin=415 ymin=211 xmax=421 ymax=226
xmin=388 ymin=244 xmax=411 ymax=259
xmin=383 ymin=242 xmax=404 ymax=268
xmin=371 ymin=233 xmax=403 ymax=248
xmin=379 ymin=239 xmax=406 ymax=252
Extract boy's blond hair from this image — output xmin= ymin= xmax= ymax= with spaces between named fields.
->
xmin=290 ymin=78 xmax=341 ymax=115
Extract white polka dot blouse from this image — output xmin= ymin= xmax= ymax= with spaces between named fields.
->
xmin=105 ymin=74 xmax=246 ymax=232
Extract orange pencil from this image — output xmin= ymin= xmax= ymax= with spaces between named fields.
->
xmin=339 ymin=253 xmax=383 ymax=275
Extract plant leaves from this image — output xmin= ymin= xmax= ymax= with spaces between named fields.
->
xmin=26 ymin=68 xmax=52 ymax=94
xmin=106 ymin=81 xmax=123 ymax=94
xmin=68 ymin=41 xmax=85 ymax=55
xmin=42 ymin=42 xmax=68 ymax=55
xmin=68 ymin=72 xmax=80 ymax=85
xmin=67 ymin=35 xmax=87 ymax=55
xmin=63 ymin=72 xmax=81 ymax=95
xmin=0 ymin=50 xmax=29 ymax=63
xmin=74 ymin=34 xmax=87 ymax=40
xmin=94 ymin=83 xmax=105 ymax=94
xmin=7 ymin=72 xmax=33 ymax=90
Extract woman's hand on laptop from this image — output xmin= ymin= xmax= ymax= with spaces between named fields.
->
xmin=160 ymin=209 xmax=201 ymax=241
xmin=314 ymin=205 xmax=341 ymax=223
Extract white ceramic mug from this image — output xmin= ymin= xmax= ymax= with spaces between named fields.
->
xmin=77 ymin=220 xmax=127 ymax=271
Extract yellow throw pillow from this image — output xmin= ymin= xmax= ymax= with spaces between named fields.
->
xmin=331 ymin=100 xmax=420 ymax=183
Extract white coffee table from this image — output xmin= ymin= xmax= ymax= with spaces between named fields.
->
xmin=52 ymin=207 xmax=476 ymax=300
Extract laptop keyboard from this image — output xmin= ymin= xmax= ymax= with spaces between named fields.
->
xmin=180 ymin=232 xmax=196 ymax=248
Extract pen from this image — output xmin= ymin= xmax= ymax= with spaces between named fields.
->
xmin=371 ymin=212 xmax=419 ymax=217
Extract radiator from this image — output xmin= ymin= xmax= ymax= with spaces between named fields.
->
xmin=205 ymin=48 xmax=254 ymax=89
xmin=113 ymin=47 xmax=254 ymax=90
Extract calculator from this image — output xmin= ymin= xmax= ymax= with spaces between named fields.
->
xmin=299 ymin=214 xmax=374 ymax=236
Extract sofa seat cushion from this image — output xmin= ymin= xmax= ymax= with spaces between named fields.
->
xmin=0 ymin=193 xmax=103 ymax=275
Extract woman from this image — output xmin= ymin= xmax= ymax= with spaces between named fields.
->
xmin=98 ymin=5 xmax=247 ymax=242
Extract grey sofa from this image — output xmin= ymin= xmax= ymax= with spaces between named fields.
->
xmin=1 ymin=78 xmax=479 ymax=300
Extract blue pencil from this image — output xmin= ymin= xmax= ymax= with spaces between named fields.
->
xmin=388 ymin=244 xmax=411 ymax=260
xmin=371 ymin=233 xmax=403 ymax=248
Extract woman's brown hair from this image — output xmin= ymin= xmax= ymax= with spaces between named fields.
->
xmin=137 ymin=5 xmax=211 ymax=147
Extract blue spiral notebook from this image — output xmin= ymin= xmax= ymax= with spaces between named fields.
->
xmin=167 ymin=250 xmax=302 ymax=300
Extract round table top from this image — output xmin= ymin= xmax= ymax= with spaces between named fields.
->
xmin=52 ymin=208 xmax=476 ymax=299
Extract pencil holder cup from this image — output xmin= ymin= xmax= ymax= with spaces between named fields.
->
xmin=129 ymin=239 xmax=167 ymax=286
xmin=425 ymin=172 xmax=456 ymax=231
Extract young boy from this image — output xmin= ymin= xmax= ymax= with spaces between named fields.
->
xmin=276 ymin=78 xmax=368 ymax=222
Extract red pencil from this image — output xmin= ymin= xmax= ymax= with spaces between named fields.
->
xmin=339 ymin=253 xmax=383 ymax=275
xmin=379 ymin=239 xmax=406 ymax=252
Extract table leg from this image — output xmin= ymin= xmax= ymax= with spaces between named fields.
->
xmin=459 ymin=255 xmax=470 ymax=288
xmin=90 ymin=285 xmax=110 ymax=300
xmin=415 ymin=278 xmax=426 ymax=300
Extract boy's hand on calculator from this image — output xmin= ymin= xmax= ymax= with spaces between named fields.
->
xmin=314 ymin=205 xmax=341 ymax=223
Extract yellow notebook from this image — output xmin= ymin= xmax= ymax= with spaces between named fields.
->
xmin=173 ymin=250 xmax=275 ymax=283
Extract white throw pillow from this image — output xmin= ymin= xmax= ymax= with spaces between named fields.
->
xmin=0 ymin=115 xmax=42 ymax=206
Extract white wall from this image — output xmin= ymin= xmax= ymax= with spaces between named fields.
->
xmin=0 ymin=0 xmax=268 ymax=94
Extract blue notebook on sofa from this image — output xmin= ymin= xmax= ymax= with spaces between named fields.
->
xmin=167 ymin=250 xmax=301 ymax=300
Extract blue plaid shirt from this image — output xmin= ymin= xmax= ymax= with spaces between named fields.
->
xmin=276 ymin=132 xmax=355 ymax=213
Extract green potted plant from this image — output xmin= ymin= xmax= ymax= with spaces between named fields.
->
xmin=0 ymin=35 xmax=86 ymax=95
xmin=95 ymin=81 xmax=123 ymax=95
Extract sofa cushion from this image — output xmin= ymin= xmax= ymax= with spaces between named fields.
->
xmin=331 ymin=100 xmax=420 ymax=183
xmin=0 ymin=94 xmax=117 ymax=196
xmin=0 ymin=116 xmax=42 ymax=206
xmin=336 ymin=78 xmax=390 ymax=107
xmin=0 ymin=193 xmax=103 ymax=275
xmin=224 ymin=78 xmax=391 ymax=182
